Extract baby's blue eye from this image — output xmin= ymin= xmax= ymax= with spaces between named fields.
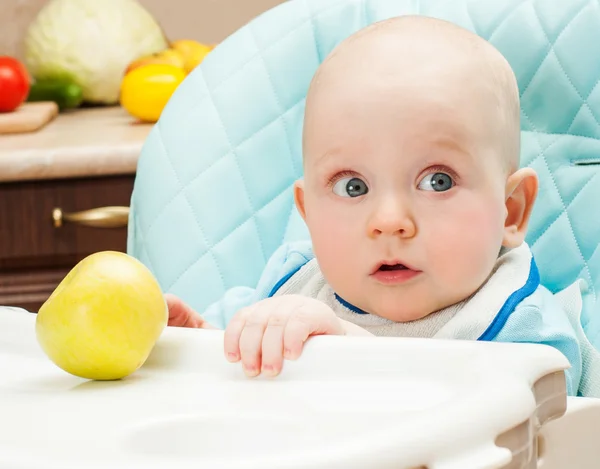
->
xmin=418 ymin=172 xmax=454 ymax=192
xmin=333 ymin=177 xmax=369 ymax=197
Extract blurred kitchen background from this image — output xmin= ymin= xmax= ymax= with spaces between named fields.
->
xmin=3 ymin=0 xmax=284 ymax=60
xmin=0 ymin=0 xmax=284 ymax=313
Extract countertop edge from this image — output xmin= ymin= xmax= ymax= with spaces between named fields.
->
xmin=0 ymin=146 xmax=141 ymax=183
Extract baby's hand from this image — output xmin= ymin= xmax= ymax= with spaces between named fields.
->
xmin=165 ymin=293 xmax=216 ymax=329
xmin=224 ymin=295 xmax=363 ymax=377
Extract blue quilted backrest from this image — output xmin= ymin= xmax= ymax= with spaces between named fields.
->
xmin=128 ymin=0 xmax=600 ymax=346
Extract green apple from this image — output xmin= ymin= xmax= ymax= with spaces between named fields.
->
xmin=35 ymin=251 xmax=168 ymax=380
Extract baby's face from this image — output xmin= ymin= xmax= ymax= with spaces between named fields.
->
xmin=297 ymin=55 xmax=514 ymax=322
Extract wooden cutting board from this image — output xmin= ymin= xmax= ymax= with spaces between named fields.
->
xmin=0 ymin=102 xmax=59 ymax=135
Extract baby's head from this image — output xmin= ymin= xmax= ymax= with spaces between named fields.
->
xmin=293 ymin=15 xmax=538 ymax=322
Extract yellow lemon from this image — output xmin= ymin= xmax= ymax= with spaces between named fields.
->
xmin=35 ymin=251 xmax=168 ymax=381
xmin=120 ymin=63 xmax=186 ymax=122
xmin=125 ymin=48 xmax=186 ymax=75
xmin=170 ymin=39 xmax=212 ymax=73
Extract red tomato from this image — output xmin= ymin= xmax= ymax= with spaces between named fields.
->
xmin=0 ymin=56 xmax=31 ymax=112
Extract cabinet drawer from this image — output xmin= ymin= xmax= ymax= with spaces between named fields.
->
xmin=0 ymin=175 xmax=134 ymax=311
xmin=0 ymin=175 xmax=133 ymax=267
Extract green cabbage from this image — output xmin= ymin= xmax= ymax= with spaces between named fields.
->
xmin=24 ymin=0 xmax=168 ymax=104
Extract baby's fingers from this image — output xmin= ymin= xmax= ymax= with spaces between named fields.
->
xmin=260 ymin=314 xmax=287 ymax=376
xmin=282 ymin=316 xmax=312 ymax=360
xmin=238 ymin=316 xmax=268 ymax=377
xmin=223 ymin=309 xmax=250 ymax=363
xmin=283 ymin=307 xmax=344 ymax=360
xmin=166 ymin=294 xmax=204 ymax=328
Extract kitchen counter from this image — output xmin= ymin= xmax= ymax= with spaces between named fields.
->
xmin=0 ymin=107 xmax=153 ymax=183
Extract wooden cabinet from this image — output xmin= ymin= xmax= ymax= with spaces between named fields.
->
xmin=0 ymin=175 xmax=135 ymax=312
xmin=0 ymin=107 xmax=150 ymax=313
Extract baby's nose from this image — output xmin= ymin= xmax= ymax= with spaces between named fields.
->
xmin=367 ymin=199 xmax=416 ymax=239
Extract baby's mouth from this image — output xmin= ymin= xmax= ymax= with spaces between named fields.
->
xmin=370 ymin=261 xmax=421 ymax=284
xmin=371 ymin=259 xmax=421 ymax=285
xmin=377 ymin=264 xmax=408 ymax=272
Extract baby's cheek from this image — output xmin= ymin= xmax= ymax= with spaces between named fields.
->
xmin=430 ymin=201 xmax=504 ymax=286
xmin=453 ymin=206 xmax=502 ymax=279
xmin=320 ymin=222 xmax=354 ymax=258
xmin=307 ymin=209 xmax=357 ymax=282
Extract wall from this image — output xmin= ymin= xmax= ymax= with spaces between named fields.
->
xmin=1 ymin=0 xmax=285 ymax=60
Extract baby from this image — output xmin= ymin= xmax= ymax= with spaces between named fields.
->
xmin=167 ymin=16 xmax=582 ymax=394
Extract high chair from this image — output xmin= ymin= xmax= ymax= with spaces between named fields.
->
xmin=129 ymin=0 xmax=600 ymax=343
xmin=0 ymin=308 xmax=598 ymax=469
xmin=2 ymin=0 xmax=600 ymax=467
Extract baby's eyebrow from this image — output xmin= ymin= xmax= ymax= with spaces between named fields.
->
xmin=315 ymin=147 xmax=344 ymax=163
xmin=429 ymin=135 xmax=474 ymax=162
xmin=309 ymin=147 xmax=347 ymax=170
xmin=431 ymin=135 xmax=466 ymax=152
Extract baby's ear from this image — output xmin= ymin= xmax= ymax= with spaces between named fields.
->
xmin=293 ymin=179 xmax=307 ymax=221
xmin=502 ymin=167 xmax=538 ymax=248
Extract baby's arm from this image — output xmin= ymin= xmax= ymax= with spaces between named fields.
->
xmin=491 ymin=286 xmax=582 ymax=396
xmin=224 ymin=294 xmax=373 ymax=377
xmin=166 ymin=241 xmax=315 ymax=330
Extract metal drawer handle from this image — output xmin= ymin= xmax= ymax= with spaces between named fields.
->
xmin=52 ymin=206 xmax=130 ymax=228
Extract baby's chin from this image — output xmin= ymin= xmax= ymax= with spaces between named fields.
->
xmin=356 ymin=281 xmax=476 ymax=322
xmin=374 ymin=304 xmax=433 ymax=323
xmin=353 ymin=294 xmax=436 ymax=323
